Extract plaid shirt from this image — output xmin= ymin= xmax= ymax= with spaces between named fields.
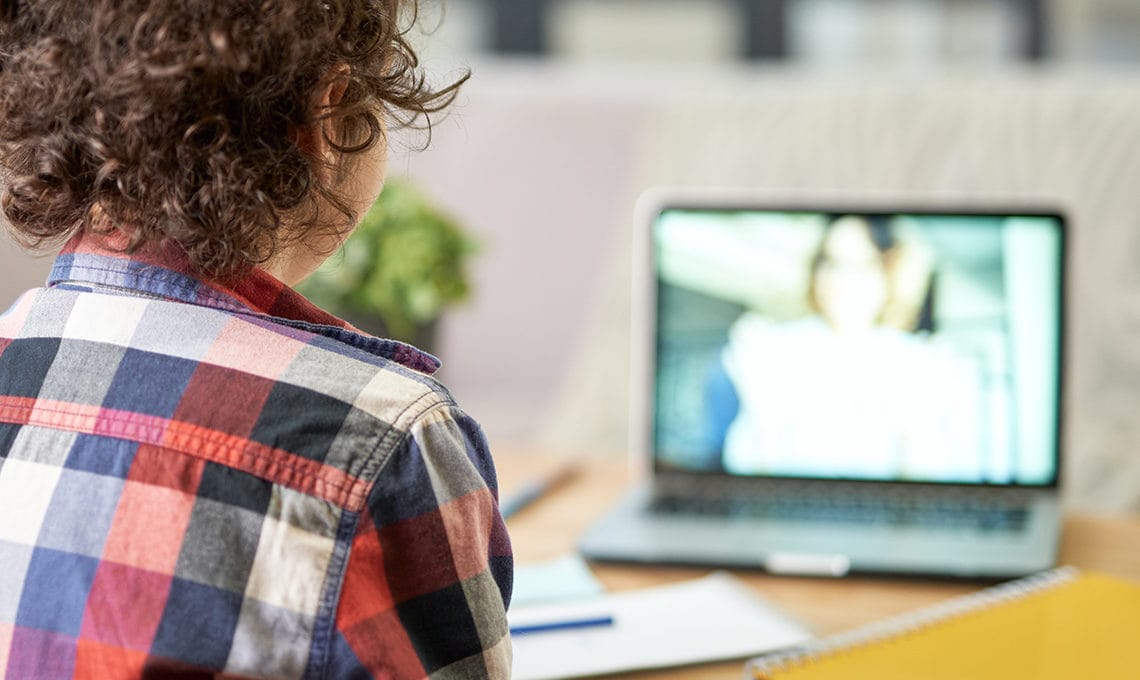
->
xmin=0 ymin=234 xmax=513 ymax=679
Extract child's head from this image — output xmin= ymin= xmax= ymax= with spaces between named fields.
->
xmin=0 ymin=0 xmax=458 ymax=279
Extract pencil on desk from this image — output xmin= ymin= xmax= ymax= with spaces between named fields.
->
xmin=509 ymin=615 xmax=614 ymax=636
xmin=500 ymin=461 xmax=579 ymax=520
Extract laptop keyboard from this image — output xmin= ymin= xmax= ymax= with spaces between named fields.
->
xmin=649 ymin=490 xmax=1029 ymax=532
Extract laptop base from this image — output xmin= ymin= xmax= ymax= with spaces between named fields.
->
xmin=579 ymin=482 xmax=1061 ymax=580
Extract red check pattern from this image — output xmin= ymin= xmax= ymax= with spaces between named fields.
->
xmin=0 ymin=234 xmax=513 ymax=679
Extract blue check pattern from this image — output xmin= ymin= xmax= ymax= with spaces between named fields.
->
xmin=0 ymin=234 xmax=513 ymax=678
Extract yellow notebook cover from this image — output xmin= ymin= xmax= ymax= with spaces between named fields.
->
xmin=746 ymin=567 xmax=1140 ymax=680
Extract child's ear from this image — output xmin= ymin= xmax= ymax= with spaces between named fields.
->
xmin=293 ymin=64 xmax=352 ymax=170
xmin=323 ymin=68 xmax=351 ymax=109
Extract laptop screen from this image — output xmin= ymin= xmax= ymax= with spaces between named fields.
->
xmin=651 ymin=207 xmax=1064 ymax=487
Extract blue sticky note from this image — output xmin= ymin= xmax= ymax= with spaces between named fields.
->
xmin=512 ymin=554 xmax=605 ymax=607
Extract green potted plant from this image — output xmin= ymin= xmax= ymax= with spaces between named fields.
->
xmin=298 ymin=177 xmax=476 ymax=352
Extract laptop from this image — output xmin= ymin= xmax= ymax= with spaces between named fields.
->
xmin=578 ymin=190 xmax=1066 ymax=579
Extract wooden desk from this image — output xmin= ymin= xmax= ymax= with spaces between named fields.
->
xmin=497 ymin=452 xmax=1140 ymax=680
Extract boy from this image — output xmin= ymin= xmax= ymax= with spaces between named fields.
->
xmin=0 ymin=1 xmax=512 ymax=678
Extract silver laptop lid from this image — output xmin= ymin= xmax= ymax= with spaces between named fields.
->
xmin=633 ymin=191 xmax=1065 ymax=489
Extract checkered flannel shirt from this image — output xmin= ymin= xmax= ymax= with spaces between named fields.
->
xmin=0 ymin=234 xmax=513 ymax=679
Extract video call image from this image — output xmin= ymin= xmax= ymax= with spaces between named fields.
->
xmin=652 ymin=209 xmax=1062 ymax=486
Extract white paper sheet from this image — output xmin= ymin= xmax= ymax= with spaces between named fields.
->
xmin=509 ymin=571 xmax=813 ymax=680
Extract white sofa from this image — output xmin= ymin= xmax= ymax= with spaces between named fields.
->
xmin=5 ymin=62 xmax=1140 ymax=512
xmin=399 ymin=62 xmax=1140 ymax=513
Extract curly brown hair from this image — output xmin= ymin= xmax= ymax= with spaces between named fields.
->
xmin=0 ymin=0 xmax=464 ymax=279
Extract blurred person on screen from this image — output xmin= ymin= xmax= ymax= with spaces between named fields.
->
xmin=714 ymin=215 xmax=984 ymax=481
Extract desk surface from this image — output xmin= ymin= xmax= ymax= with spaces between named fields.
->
xmin=496 ymin=452 xmax=1140 ymax=680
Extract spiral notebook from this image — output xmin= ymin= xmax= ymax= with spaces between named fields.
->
xmin=745 ymin=567 xmax=1140 ymax=680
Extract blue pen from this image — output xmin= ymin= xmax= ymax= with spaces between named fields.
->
xmin=509 ymin=615 xmax=615 ymax=636
xmin=500 ymin=462 xmax=579 ymax=520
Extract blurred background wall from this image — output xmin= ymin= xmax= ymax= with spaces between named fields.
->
xmin=4 ymin=0 xmax=1140 ymax=509
xmin=403 ymin=0 xmax=1140 ymax=68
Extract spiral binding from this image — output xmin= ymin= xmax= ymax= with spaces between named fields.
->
xmin=744 ymin=566 xmax=1080 ymax=680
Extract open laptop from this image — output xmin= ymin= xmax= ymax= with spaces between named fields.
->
xmin=579 ymin=190 xmax=1066 ymax=579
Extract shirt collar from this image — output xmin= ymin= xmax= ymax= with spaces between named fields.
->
xmin=47 ymin=232 xmax=441 ymax=375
